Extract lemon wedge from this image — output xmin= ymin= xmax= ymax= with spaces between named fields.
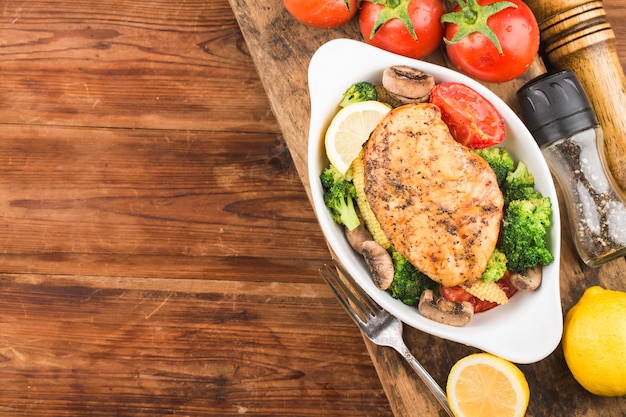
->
xmin=446 ymin=353 xmax=530 ymax=417
xmin=324 ymin=100 xmax=391 ymax=174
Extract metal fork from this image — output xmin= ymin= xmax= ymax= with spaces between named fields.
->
xmin=320 ymin=261 xmax=455 ymax=417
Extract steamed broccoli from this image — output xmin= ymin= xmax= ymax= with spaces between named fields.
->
xmin=504 ymin=161 xmax=542 ymax=205
xmin=339 ymin=81 xmax=378 ymax=107
xmin=320 ymin=165 xmax=360 ymax=231
xmin=482 ymin=248 xmax=508 ymax=283
xmin=475 ymin=147 xmax=515 ymax=187
xmin=387 ymin=250 xmax=438 ymax=306
xmin=501 ymin=197 xmax=554 ymax=272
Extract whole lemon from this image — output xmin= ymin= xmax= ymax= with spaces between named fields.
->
xmin=562 ymin=286 xmax=626 ymax=397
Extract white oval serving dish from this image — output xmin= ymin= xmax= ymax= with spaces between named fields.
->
xmin=307 ymin=38 xmax=562 ymax=364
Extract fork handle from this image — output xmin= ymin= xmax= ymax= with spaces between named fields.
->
xmin=394 ymin=344 xmax=455 ymax=417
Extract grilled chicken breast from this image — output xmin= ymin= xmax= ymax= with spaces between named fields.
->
xmin=363 ymin=103 xmax=503 ymax=287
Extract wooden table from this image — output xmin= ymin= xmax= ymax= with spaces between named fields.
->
xmin=0 ymin=1 xmax=623 ymax=416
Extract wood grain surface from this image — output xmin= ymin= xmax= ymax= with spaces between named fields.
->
xmin=229 ymin=0 xmax=626 ymax=416
xmin=0 ymin=0 xmax=624 ymax=416
xmin=0 ymin=1 xmax=391 ymax=416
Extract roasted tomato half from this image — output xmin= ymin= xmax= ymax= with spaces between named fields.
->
xmin=440 ymin=273 xmax=518 ymax=313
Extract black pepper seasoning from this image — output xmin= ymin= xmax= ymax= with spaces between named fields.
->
xmin=518 ymin=70 xmax=626 ymax=267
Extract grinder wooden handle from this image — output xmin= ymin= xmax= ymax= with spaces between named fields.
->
xmin=526 ymin=0 xmax=626 ymax=192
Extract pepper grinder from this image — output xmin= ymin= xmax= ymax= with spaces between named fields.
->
xmin=518 ymin=70 xmax=626 ymax=267
xmin=525 ymin=0 xmax=626 ymax=194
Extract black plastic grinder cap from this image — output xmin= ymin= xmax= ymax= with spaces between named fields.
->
xmin=517 ymin=70 xmax=598 ymax=147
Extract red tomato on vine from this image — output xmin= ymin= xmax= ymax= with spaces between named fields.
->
xmin=358 ymin=0 xmax=446 ymax=59
xmin=442 ymin=0 xmax=540 ymax=83
xmin=283 ymin=0 xmax=358 ymax=28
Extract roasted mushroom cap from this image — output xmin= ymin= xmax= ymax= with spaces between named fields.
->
xmin=345 ymin=223 xmax=373 ymax=255
xmin=418 ymin=289 xmax=474 ymax=327
xmin=510 ymin=266 xmax=542 ymax=291
xmin=382 ymin=65 xmax=436 ymax=104
xmin=361 ymin=240 xmax=394 ymax=290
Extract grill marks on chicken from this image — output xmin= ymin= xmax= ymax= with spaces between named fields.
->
xmin=363 ymin=103 xmax=503 ymax=288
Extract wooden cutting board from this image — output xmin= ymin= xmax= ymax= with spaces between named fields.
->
xmin=229 ymin=1 xmax=626 ymax=415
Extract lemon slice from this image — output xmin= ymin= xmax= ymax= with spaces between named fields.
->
xmin=325 ymin=100 xmax=391 ymax=174
xmin=446 ymin=353 xmax=530 ymax=417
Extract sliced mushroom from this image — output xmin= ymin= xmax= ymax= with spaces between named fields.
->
xmin=345 ymin=223 xmax=373 ymax=255
xmin=510 ymin=266 xmax=543 ymax=291
xmin=418 ymin=289 xmax=474 ymax=327
xmin=382 ymin=65 xmax=435 ymax=103
xmin=361 ymin=240 xmax=394 ymax=290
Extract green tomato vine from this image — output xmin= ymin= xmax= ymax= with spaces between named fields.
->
xmin=366 ymin=0 xmax=419 ymax=40
xmin=441 ymin=0 xmax=518 ymax=55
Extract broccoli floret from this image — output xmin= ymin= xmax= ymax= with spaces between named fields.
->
xmin=339 ymin=81 xmax=378 ymax=107
xmin=504 ymin=161 xmax=542 ymax=205
xmin=501 ymin=197 xmax=554 ymax=272
xmin=320 ymin=164 xmax=346 ymax=188
xmin=475 ymin=147 xmax=515 ymax=187
xmin=387 ymin=250 xmax=438 ymax=306
xmin=481 ymin=248 xmax=508 ymax=283
xmin=320 ymin=165 xmax=360 ymax=231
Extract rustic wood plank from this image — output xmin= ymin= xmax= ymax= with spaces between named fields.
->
xmin=230 ymin=0 xmax=626 ymax=416
xmin=0 ymin=274 xmax=389 ymax=416
xmin=0 ymin=125 xmax=324 ymax=261
xmin=0 ymin=0 xmax=278 ymax=133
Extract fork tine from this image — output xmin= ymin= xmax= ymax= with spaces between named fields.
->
xmin=332 ymin=259 xmax=381 ymax=313
xmin=321 ymin=260 xmax=380 ymax=321
xmin=320 ymin=264 xmax=368 ymax=328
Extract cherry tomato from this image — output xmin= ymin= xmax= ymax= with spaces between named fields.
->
xmin=358 ymin=0 xmax=445 ymax=59
xmin=440 ymin=274 xmax=518 ymax=313
xmin=430 ymin=82 xmax=506 ymax=149
xmin=442 ymin=0 xmax=540 ymax=83
xmin=283 ymin=0 xmax=358 ymax=28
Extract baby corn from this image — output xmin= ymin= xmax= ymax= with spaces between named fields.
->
xmin=351 ymin=149 xmax=391 ymax=249
xmin=462 ymin=280 xmax=509 ymax=305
